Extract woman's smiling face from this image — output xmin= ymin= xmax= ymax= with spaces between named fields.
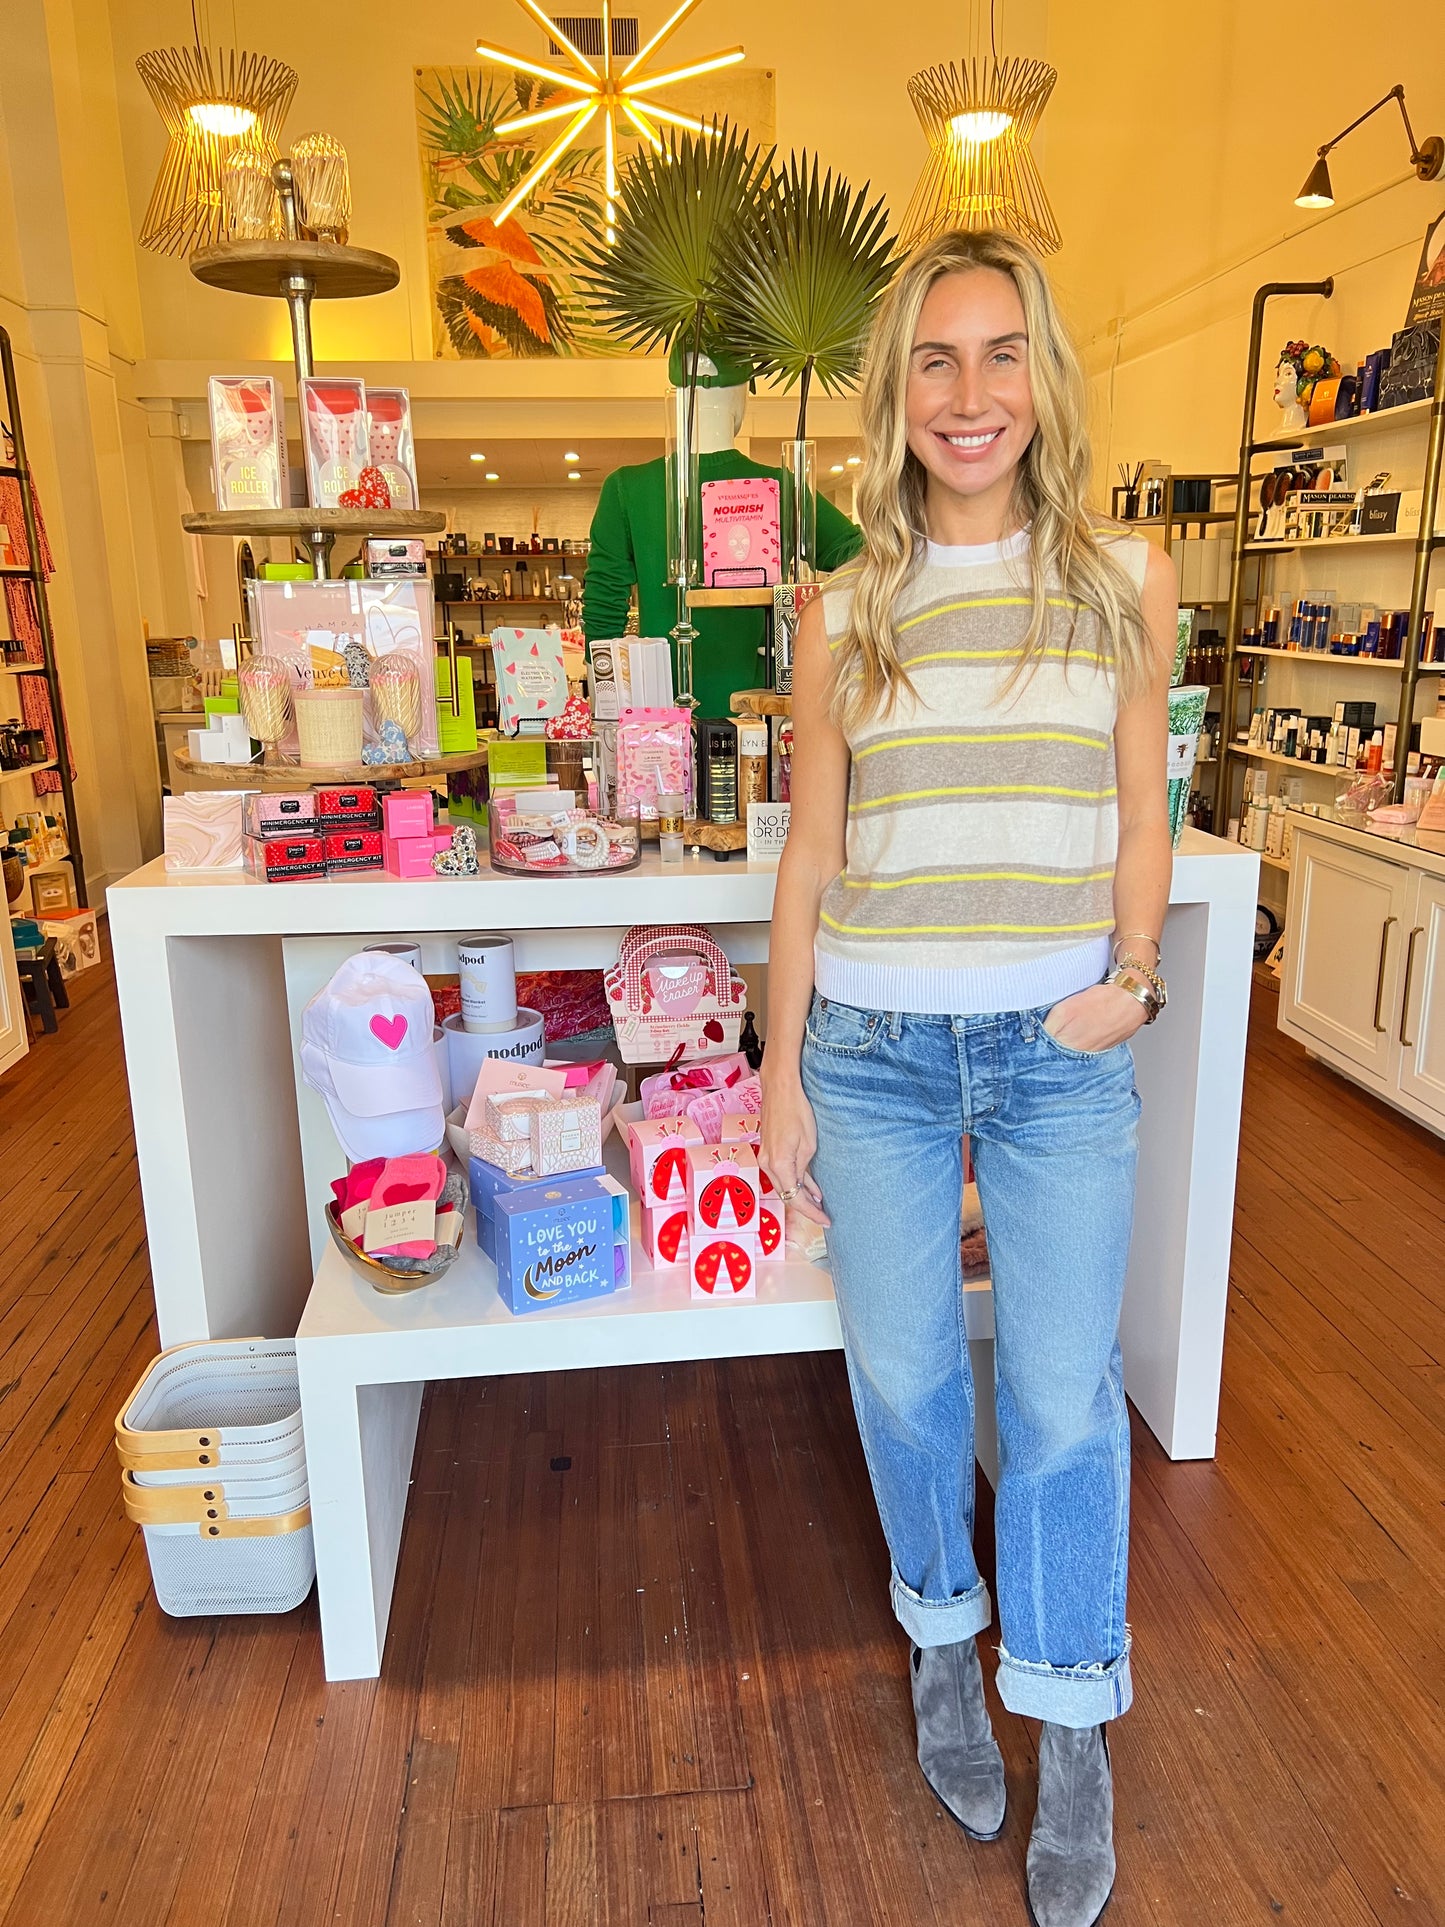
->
xmin=904 ymin=267 xmax=1038 ymax=506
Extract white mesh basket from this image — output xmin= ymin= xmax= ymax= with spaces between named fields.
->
xmin=141 ymin=1516 xmax=315 ymax=1617
xmin=116 ymin=1339 xmax=302 ymax=1472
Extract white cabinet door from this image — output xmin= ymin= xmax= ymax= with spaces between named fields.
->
xmin=0 ymin=910 xmax=29 ymax=1077
xmin=1281 ymin=836 xmax=1410 ymax=1081
xmin=1395 ymin=871 xmax=1445 ymax=1126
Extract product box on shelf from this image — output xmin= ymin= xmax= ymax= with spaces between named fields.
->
xmin=315 ymin=786 xmax=381 ymax=831
xmin=37 ymin=906 xmax=99 ymax=975
xmin=597 ymin=1175 xmax=633 ymax=1292
xmin=614 ymin=709 xmax=692 ymax=822
xmin=641 ymin=1201 xmax=689 ymax=1268
xmin=687 ymin=1142 xmax=762 ymax=1240
xmin=244 ymin=792 xmax=318 ymax=839
xmin=207 ymin=375 xmax=288 ymax=513
xmin=493 ymin=1176 xmax=621 ymax=1315
xmin=365 ymin=389 xmax=418 ymax=510
xmin=490 ymin=626 xmax=567 ymax=734
xmin=382 ymin=790 xmax=435 ymax=841
xmin=323 ymin=829 xmax=383 ymax=874
xmin=628 ymin=1115 xmax=704 ymax=1206
xmin=527 ymin=1093 xmax=603 ymax=1177
xmin=469 ymin=1153 xmax=606 ymax=1260
xmin=772 ymin=582 xmax=820 ymax=695
xmin=700 ymin=476 xmax=781 ymax=588
xmin=383 ymin=831 xmax=452 ymax=879
xmin=605 ymin=924 xmax=748 ymax=1065
xmin=244 ymin=834 xmax=327 ymax=882
xmin=247 ymin=578 xmax=440 ymax=759
xmin=366 ymin=538 xmax=427 ymax=578
xmin=691 ymin=1234 xmax=758 ymax=1300
xmin=436 ymin=655 xmax=477 ymax=755
xmin=163 ymin=792 xmax=247 ymax=872
xmin=299 ymin=377 xmax=371 ymax=509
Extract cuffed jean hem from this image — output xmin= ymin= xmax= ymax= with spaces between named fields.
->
xmin=995 ymin=1638 xmax=1133 ymax=1726
xmin=891 ymin=1569 xmax=994 ymax=1649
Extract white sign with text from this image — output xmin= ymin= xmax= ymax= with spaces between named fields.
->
xmin=746 ymin=800 xmax=791 ymax=863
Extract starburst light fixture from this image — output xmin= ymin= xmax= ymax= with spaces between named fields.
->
xmin=902 ymin=54 xmax=1060 ymax=255
xmin=476 ymin=0 xmax=744 ymax=235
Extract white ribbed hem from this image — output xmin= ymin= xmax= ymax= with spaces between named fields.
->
xmin=812 ymin=936 xmax=1109 ymax=1017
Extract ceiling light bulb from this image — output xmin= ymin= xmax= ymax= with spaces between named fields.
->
xmin=846 ymin=455 xmax=861 ymax=466
xmin=950 ymin=108 xmax=1012 ymax=143
xmin=829 ymin=463 xmax=845 ymax=474
xmin=187 ymin=100 xmax=258 ymax=136
xmin=563 ymin=450 xmax=580 ymax=462
xmin=568 ymin=471 xmax=582 ymax=480
xmin=485 ymin=472 xmax=500 ymax=481
xmin=469 ymin=452 xmax=487 ymax=462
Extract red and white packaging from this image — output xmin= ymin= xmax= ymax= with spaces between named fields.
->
xmin=365 ymin=387 xmax=418 ymax=510
xmin=719 ymin=1114 xmax=775 ymax=1195
xmin=691 ymin=1234 xmax=758 ymax=1300
xmin=640 ymin=1202 xmax=690 ymax=1269
xmin=208 ymin=375 xmax=288 ymax=512
xmin=687 ymin=1143 xmax=762 ymax=1240
xmin=757 ymin=1202 xmax=783 ymax=1258
xmin=299 ymin=377 xmax=372 ymax=508
xmin=628 ymin=1116 xmax=704 ymax=1207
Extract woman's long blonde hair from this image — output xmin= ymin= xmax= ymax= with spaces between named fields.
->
xmin=834 ymin=228 xmax=1152 ymax=731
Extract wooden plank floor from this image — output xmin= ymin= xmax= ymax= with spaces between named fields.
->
xmin=0 ymin=946 xmax=1441 ymax=1926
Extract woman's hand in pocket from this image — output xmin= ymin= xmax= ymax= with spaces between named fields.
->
xmin=1043 ymin=982 xmax=1149 ymax=1053
xmin=760 ymin=1072 xmax=829 ymax=1225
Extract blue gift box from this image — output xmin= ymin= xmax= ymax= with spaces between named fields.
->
xmin=469 ymin=1154 xmax=605 ymax=1260
xmin=493 ymin=1176 xmax=618 ymax=1315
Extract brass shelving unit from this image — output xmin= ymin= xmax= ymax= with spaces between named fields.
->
xmin=1214 ymin=274 xmax=1445 ymax=821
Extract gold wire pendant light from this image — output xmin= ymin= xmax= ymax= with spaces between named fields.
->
xmin=136 ymin=17 xmax=297 ymax=255
xmin=902 ymin=52 xmax=1060 ymax=255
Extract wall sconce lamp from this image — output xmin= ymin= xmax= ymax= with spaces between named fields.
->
xmin=1295 ymin=84 xmax=1443 ymax=210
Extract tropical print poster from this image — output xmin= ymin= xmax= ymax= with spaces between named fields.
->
xmin=415 ymin=65 xmax=775 ymax=360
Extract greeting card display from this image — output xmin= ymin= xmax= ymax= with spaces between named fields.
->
xmin=490 ymin=626 xmax=567 ymax=735
xmin=701 ymin=476 xmax=781 ymax=588
xmin=604 ymin=924 xmax=747 ymax=1065
xmin=247 ymin=577 xmax=440 ymax=758
xmin=299 ymin=377 xmax=374 ymax=509
xmin=366 ymin=388 xmax=418 ymax=510
xmin=208 ymin=376 xmax=288 ymax=512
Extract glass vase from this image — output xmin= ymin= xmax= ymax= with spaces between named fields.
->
xmin=781 ymin=438 xmax=818 ymax=583
xmin=290 ymin=132 xmax=351 ymax=243
xmin=222 ymin=146 xmax=281 ymax=240
xmin=664 ymin=383 xmax=702 ymax=707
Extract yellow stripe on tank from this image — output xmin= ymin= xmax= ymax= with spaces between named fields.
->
xmin=896 ymin=593 xmax=1083 ymax=632
xmin=854 ymin=729 xmax=1109 ymax=758
xmin=819 ymin=910 xmax=1115 ymax=937
xmin=849 ymin=783 xmax=1117 ymax=811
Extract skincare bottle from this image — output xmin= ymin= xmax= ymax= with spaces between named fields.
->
xmin=658 ymin=793 xmax=684 ymax=864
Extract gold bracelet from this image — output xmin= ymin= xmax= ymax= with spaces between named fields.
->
xmin=1113 ymin=931 xmax=1161 ymax=963
xmin=1104 ymin=965 xmax=1164 ymax=1022
xmin=1115 ymin=953 xmax=1167 ymax=998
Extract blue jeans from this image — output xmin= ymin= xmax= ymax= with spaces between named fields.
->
xmin=802 ymin=995 xmax=1139 ymax=1726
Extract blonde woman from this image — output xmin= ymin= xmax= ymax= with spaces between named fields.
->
xmin=761 ymin=230 xmax=1174 ymax=1927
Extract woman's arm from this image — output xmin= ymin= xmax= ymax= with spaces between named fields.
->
xmin=760 ymin=593 xmax=851 ymax=1220
xmin=1045 ymin=542 xmax=1176 ymax=1051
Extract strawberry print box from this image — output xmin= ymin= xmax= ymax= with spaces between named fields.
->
xmin=687 ymin=1143 xmax=762 ymax=1239
xmin=629 ymin=1116 xmax=704 ymax=1207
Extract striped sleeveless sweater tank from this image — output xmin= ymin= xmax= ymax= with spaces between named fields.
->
xmin=813 ymin=527 xmax=1151 ymax=1016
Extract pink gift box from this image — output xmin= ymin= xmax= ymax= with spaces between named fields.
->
xmin=628 ymin=1116 xmax=703 ymax=1207
xmin=527 ymin=1094 xmax=603 ymax=1177
xmin=719 ymin=1114 xmax=774 ymax=1195
xmin=384 ymin=833 xmax=440 ymax=879
xmin=687 ymin=1143 xmax=763 ymax=1240
xmin=383 ymin=791 xmax=436 ymax=840
xmin=691 ymin=1232 xmax=759 ymax=1300
xmin=640 ymin=1201 xmax=690 ymax=1268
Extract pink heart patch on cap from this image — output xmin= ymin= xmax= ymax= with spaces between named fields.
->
xmin=370 ymin=1012 xmax=408 ymax=1050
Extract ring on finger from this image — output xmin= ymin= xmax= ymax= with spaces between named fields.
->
xmin=777 ymin=1184 xmax=799 ymax=1203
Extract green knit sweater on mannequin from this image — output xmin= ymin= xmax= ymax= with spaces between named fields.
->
xmin=582 ymin=449 xmax=862 ymax=719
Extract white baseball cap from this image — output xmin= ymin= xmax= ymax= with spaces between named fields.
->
xmin=301 ymin=953 xmax=444 ymax=1160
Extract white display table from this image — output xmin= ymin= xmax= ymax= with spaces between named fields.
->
xmin=108 ymin=832 xmax=1259 ymax=1670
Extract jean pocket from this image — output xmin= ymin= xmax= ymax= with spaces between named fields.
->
xmin=1038 ymin=1018 xmax=1126 ymax=1062
xmin=804 ymin=996 xmax=885 ymax=1057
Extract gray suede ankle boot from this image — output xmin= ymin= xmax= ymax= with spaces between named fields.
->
xmin=1026 ymin=1722 xmax=1115 ymax=1927
xmin=910 ymin=1639 xmax=1007 ymax=1840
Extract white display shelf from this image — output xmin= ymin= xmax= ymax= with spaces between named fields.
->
xmin=1244 ymin=532 xmax=1443 ymax=554
xmin=1259 ymin=850 xmax=1291 ymax=874
xmin=0 ymin=758 xmax=57 ymax=784
xmin=1227 ymin=744 xmax=1338 ymax=771
xmin=1239 ymin=646 xmax=1445 ymax=673
xmin=1251 ymin=397 xmax=1431 ymax=452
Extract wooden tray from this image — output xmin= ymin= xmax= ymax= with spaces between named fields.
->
xmin=729 ymin=688 xmax=792 ymax=717
xmin=180 ymin=508 xmax=445 ymax=540
xmin=171 ymin=747 xmax=490 ymax=790
xmin=189 ymin=241 xmax=400 ymax=301
xmin=685 ymin=818 xmax=747 ymax=859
